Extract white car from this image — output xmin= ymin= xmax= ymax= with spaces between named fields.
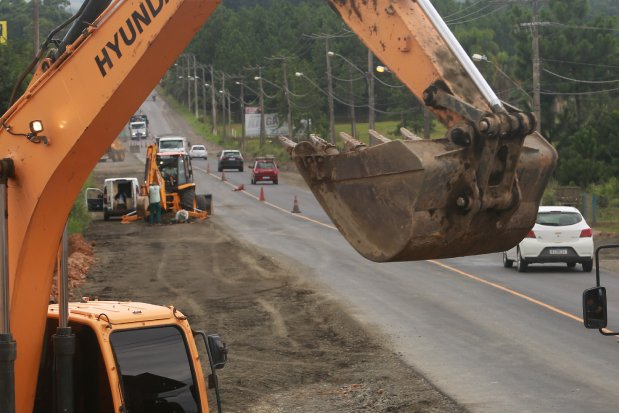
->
xmin=189 ymin=144 xmax=208 ymax=159
xmin=503 ymin=206 xmax=594 ymax=272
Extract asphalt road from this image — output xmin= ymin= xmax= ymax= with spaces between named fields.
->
xmin=136 ymin=94 xmax=619 ymax=413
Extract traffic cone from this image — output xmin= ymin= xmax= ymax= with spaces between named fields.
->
xmin=259 ymin=187 xmax=265 ymax=202
xmin=233 ymin=184 xmax=245 ymax=192
xmin=292 ymin=195 xmax=301 ymax=213
xmin=220 ymin=171 xmax=226 ymax=181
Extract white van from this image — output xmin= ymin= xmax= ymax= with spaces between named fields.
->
xmin=157 ymin=135 xmax=189 ymax=154
xmin=86 ymin=177 xmax=140 ymax=220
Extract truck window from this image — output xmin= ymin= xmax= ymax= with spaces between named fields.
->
xmin=110 ymin=326 xmax=201 ymax=413
xmin=34 ymin=319 xmax=114 ymax=413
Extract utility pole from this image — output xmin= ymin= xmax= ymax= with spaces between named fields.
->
xmin=531 ymin=0 xmax=541 ymax=132
xmin=367 ymin=49 xmax=376 ymax=130
xmin=193 ymin=55 xmax=199 ymax=119
xmin=200 ymin=65 xmax=207 ymax=121
xmin=220 ymin=72 xmax=227 ymax=141
xmin=186 ymin=57 xmax=191 ymax=112
xmin=348 ymin=65 xmax=357 ymax=137
xmin=236 ymin=80 xmax=246 ymax=142
xmin=282 ymin=61 xmax=293 ymax=140
xmin=210 ymin=65 xmax=217 ymax=135
xmin=257 ymin=67 xmax=266 ymax=147
xmin=325 ymin=38 xmax=336 ymax=144
xmin=33 ymin=0 xmax=39 ymax=56
xmin=423 ymin=109 xmax=431 ymax=139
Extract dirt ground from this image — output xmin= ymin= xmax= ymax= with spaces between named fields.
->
xmin=76 ymin=150 xmax=466 ymax=412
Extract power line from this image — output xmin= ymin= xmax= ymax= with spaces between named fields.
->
xmin=540 ymin=87 xmax=619 ymax=96
xmin=442 ymin=0 xmax=490 ymax=20
xmin=543 ymin=58 xmax=619 ymax=71
xmin=444 ymin=2 xmax=496 ymax=24
xmin=542 ymin=68 xmax=619 ymax=84
xmin=446 ymin=4 xmax=509 ymax=25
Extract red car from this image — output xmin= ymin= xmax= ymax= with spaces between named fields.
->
xmin=251 ymin=157 xmax=279 ymax=184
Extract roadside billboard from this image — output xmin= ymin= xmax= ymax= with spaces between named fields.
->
xmin=244 ymin=106 xmax=289 ymax=137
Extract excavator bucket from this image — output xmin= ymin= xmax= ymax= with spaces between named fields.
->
xmin=283 ymin=129 xmax=556 ymax=262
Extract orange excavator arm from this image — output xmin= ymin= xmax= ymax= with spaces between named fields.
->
xmin=283 ymin=0 xmax=557 ymax=262
xmin=0 ymin=1 xmax=220 ymax=410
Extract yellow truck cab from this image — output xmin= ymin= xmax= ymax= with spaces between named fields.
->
xmin=35 ymin=301 xmax=226 ymax=413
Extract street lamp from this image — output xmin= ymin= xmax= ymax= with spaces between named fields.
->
xmin=328 ymin=50 xmax=376 ymax=132
xmin=325 ymin=47 xmax=335 ymax=143
xmin=471 ymin=53 xmax=532 ymax=105
xmin=328 ymin=51 xmax=361 ymax=137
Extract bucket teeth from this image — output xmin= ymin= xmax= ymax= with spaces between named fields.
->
xmin=339 ymin=132 xmax=367 ymax=152
xmin=368 ymin=129 xmax=392 ymax=144
xmin=278 ymin=135 xmax=297 ymax=155
xmin=400 ymin=127 xmax=423 ymax=141
xmin=309 ymin=134 xmax=339 ymax=155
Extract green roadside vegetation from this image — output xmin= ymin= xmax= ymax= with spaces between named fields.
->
xmin=69 ymin=175 xmax=95 ymax=234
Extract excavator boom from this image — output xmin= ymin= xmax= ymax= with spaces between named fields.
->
xmin=0 ymin=1 xmax=220 ymax=410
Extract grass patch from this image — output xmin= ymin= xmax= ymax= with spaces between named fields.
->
xmin=69 ymin=175 xmax=95 ymax=234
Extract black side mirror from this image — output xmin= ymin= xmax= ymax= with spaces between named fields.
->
xmin=583 ymin=287 xmax=607 ymax=329
xmin=207 ymin=334 xmax=227 ymax=370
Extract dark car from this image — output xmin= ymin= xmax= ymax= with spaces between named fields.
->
xmin=217 ymin=150 xmax=244 ymax=172
xmin=251 ymin=156 xmax=279 ymax=184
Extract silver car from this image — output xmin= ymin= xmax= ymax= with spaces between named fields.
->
xmin=189 ymin=144 xmax=208 ymax=159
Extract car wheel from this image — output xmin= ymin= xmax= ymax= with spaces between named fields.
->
xmin=516 ymin=249 xmax=528 ymax=273
xmin=582 ymin=261 xmax=593 ymax=272
xmin=218 ymin=166 xmax=222 ymax=172
xmin=103 ymin=211 xmax=110 ymax=221
xmin=567 ymin=262 xmax=576 ymax=268
xmin=502 ymin=252 xmax=514 ymax=268
xmin=273 ymin=178 xmax=278 ymax=185
xmin=251 ymin=178 xmax=256 ymax=185
xmin=239 ymin=166 xmax=244 ymax=172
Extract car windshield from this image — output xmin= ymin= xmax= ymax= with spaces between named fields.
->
xmin=160 ymin=141 xmax=183 ymax=149
xmin=192 ymin=146 xmax=205 ymax=151
xmin=131 ymin=122 xmax=146 ymax=130
xmin=257 ymin=161 xmax=274 ymax=169
xmin=536 ymin=211 xmax=582 ymax=226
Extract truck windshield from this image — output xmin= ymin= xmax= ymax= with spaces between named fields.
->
xmin=110 ymin=326 xmax=201 ymax=413
xmin=131 ymin=122 xmax=146 ymax=130
xmin=160 ymin=140 xmax=183 ymax=150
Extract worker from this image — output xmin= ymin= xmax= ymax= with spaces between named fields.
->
xmin=148 ymin=184 xmax=161 ymax=224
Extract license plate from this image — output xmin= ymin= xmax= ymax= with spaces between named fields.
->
xmin=549 ymin=249 xmax=568 ymax=255
xmin=262 ymin=177 xmax=269 ymax=180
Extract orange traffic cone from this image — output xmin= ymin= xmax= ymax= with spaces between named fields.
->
xmin=259 ymin=187 xmax=265 ymax=202
xmin=233 ymin=184 xmax=245 ymax=192
xmin=292 ymin=195 xmax=301 ymax=213
xmin=220 ymin=171 xmax=226 ymax=181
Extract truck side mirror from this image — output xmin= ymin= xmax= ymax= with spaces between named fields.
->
xmin=207 ymin=334 xmax=227 ymax=370
xmin=583 ymin=287 xmax=607 ymax=329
